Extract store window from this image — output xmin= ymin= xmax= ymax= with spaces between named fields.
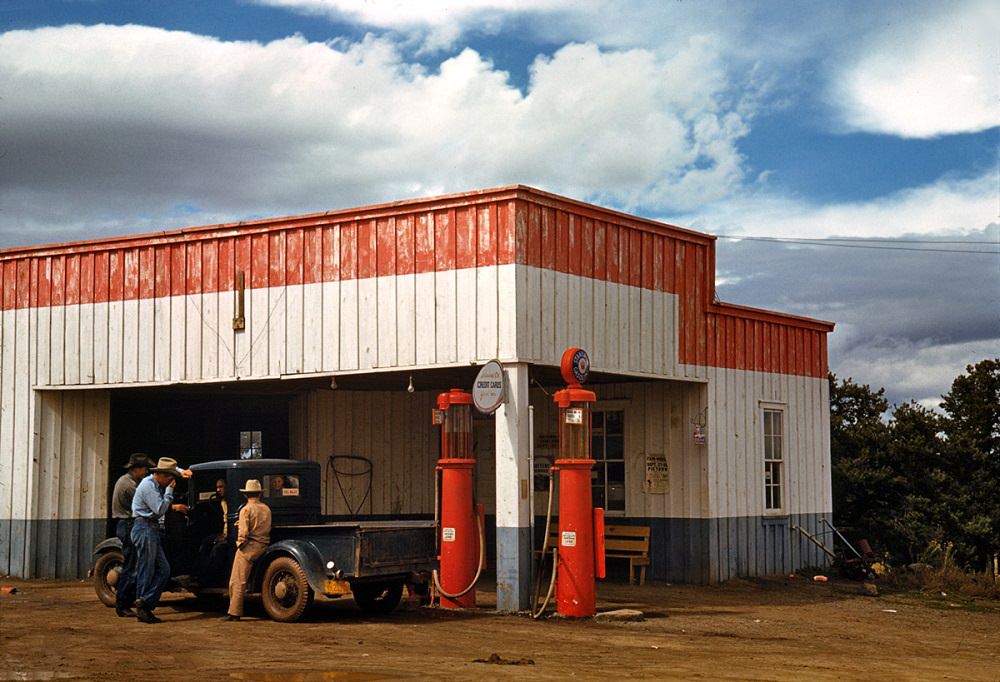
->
xmin=239 ymin=431 xmax=263 ymax=459
xmin=592 ymin=410 xmax=625 ymax=513
xmin=763 ymin=409 xmax=784 ymax=513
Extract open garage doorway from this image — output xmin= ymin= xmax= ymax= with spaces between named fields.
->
xmin=109 ymin=387 xmax=292 ymax=474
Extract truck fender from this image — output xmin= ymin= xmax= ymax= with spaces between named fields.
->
xmin=251 ymin=539 xmax=328 ymax=595
xmin=93 ymin=537 xmax=123 ymax=556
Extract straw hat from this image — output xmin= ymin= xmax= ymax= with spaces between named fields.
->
xmin=240 ymin=479 xmax=263 ymax=494
xmin=150 ymin=457 xmax=183 ymax=478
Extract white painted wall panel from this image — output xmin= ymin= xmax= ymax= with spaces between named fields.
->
xmin=414 ymin=273 xmax=435 ymax=366
xmin=268 ymin=286 xmax=286 ymax=375
xmin=301 ymin=283 xmax=323 ymax=373
xmin=701 ymin=366 xmax=831 ymax=520
xmin=358 ymin=278 xmax=377 ymax=369
xmin=434 ymin=270 xmax=457 ymax=364
xmin=321 ymin=281 xmax=340 ymax=372
xmin=339 ymin=279 xmax=359 ymax=371
xmin=285 ymin=284 xmax=304 ymax=375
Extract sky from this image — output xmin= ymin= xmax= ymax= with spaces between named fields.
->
xmin=1 ymin=0 xmax=997 ymax=410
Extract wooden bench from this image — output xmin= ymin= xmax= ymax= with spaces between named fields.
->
xmin=536 ymin=523 xmax=651 ymax=586
xmin=604 ymin=524 xmax=651 ymax=586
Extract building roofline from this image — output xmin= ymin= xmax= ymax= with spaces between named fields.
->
xmin=1 ymin=185 xmax=715 ymax=260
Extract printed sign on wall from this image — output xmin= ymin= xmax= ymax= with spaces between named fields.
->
xmin=644 ymin=453 xmax=669 ymax=494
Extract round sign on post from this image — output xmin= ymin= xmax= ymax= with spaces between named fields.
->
xmin=472 ymin=360 xmax=506 ymax=414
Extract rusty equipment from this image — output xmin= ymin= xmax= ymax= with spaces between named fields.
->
xmin=792 ymin=520 xmax=876 ymax=581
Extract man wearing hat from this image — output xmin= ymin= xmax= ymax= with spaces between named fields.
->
xmin=130 ymin=457 xmax=190 ymax=623
xmin=223 ymin=478 xmax=272 ymax=621
xmin=110 ymin=453 xmax=152 ymax=617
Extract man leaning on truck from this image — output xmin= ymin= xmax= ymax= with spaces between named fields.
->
xmin=223 ymin=479 xmax=272 ymax=621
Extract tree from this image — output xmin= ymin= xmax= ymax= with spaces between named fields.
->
xmin=829 ymin=374 xmax=891 ymax=544
xmin=940 ymin=359 xmax=1000 ymax=569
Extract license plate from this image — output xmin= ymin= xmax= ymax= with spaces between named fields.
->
xmin=324 ymin=579 xmax=351 ymax=595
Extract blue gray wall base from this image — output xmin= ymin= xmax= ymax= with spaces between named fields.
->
xmin=3 ymin=513 xmax=830 ymax=583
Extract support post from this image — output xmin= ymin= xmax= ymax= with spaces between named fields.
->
xmin=494 ymin=363 xmax=531 ymax=612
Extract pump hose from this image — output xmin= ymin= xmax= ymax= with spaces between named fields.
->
xmin=431 ymin=466 xmax=487 ymax=602
xmin=531 ymin=472 xmax=558 ymax=619
xmin=432 ymin=511 xmax=486 ymax=600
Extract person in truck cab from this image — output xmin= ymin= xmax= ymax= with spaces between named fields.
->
xmin=222 ymin=479 xmax=272 ymax=621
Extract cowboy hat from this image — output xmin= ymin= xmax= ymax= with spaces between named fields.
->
xmin=150 ymin=457 xmax=184 ymax=478
xmin=123 ymin=453 xmax=153 ymax=469
xmin=240 ymin=479 xmax=263 ymax=494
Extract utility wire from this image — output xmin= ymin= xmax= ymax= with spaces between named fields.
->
xmin=716 ymin=235 xmax=999 ymax=255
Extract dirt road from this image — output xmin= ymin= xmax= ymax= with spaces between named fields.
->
xmin=1 ymin=576 xmax=997 ymax=680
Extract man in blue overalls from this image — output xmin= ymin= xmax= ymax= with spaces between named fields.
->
xmin=131 ymin=457 xmax=190 ymax=623
xmin=110 ymin=452 xmax=152 ymax=617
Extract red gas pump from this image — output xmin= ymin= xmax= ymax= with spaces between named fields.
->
xmin=552 ymin=348 xmax=606 ymax=617
xmin=433 ymin=388 xmax=484 ymax=608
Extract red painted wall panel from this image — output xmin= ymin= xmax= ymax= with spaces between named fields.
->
xmin=396 ymin=215 xmax=414 ymax=276
xmin=414 ymin=213 xmax=434 ymax=274
xmin=286 ymin=228 xmax=304 ymax=286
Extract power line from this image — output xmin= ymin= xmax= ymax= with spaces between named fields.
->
xmin=716 ymin=234 xmax=999 ymax=255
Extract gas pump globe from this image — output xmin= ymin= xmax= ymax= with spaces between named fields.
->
xmin=551 ymin=348 xmax=606 ymax=617
xmin=433 ymin=388 xmax=482 ymax=608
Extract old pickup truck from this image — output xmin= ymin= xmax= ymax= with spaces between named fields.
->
xmin=92 ymin=458 xmax=436 ymax=622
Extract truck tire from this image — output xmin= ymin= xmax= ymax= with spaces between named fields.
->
xmin=93 ymin=550 xmax=124 ymax=607
xmin=352 ymin=580 xmax=404 ymax=616
xmin=261 ymin=556 xmax=313 ymax=623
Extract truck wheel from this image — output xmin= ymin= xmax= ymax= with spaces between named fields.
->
xmin=353 ymin=580 xmax=404 ymax=615
xmin=93 ymin=550 xmax=124 ymax=607
xmin=261 ymin=557 xmax=313 ymax=623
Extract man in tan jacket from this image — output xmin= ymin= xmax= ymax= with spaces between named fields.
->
xmin=222 ymin=479 xmax=272 ymax=621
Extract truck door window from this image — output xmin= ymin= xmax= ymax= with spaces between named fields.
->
xmin=264 ymin=473 xmax=300 ymax=498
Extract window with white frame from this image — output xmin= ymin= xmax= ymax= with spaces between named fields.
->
xmin=592 ymin=410 xmax=625 ymax=513
xmin=763 ymin=409 xmax=784 ymax=512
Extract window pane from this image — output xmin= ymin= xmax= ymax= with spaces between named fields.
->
xmin=591 ymin=434 xmax=605 ymax=460
xmin=606 ymin=411 xmax=624 ymax=435
xmin=606 ymin=435 xmax=624 ymax=459
xmin=592 ymin=411 xmax=604 ymax=429
xmin=591 ymin=485 xmax=606 ymax=509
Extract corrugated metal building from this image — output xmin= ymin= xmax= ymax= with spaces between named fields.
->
xmin=0 ymin=186 xmax=833 ymax=610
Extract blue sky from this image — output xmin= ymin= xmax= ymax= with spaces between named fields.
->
xmin=1 ymin=0 xmax=997 ymax=408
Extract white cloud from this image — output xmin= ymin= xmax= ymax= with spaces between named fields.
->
xmin=675 ymin=172 xmax=997 ymax=239
xmin=831 ymin=0 xmax=1000 ymax=138
xmin=0 ymin=24 xmax=751 ymax=247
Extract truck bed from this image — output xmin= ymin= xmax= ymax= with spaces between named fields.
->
xmin=272 ymin=520 xmax=437 ymax=578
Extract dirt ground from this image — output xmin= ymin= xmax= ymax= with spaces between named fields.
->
xmin=1 ymin=575 xmax=998 ymax=681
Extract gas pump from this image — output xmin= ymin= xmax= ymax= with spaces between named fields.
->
xmin=549 ymin=348 xmax=606 ymax=617
xmin=432 ymin=388 xmax=485 ymax=608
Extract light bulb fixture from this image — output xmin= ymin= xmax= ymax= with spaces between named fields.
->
xmin=329 ymin=376 xmax=338 ymax=390
xmin=407 ymin=375 xmax=415 ymax=393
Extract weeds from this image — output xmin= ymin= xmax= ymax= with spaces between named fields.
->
xmin=881 ymin=541 xmax=1000 ymax=599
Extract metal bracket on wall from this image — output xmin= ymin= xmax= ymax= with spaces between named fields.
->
xmin=232 ymin=270 xmax=246 ymax=331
